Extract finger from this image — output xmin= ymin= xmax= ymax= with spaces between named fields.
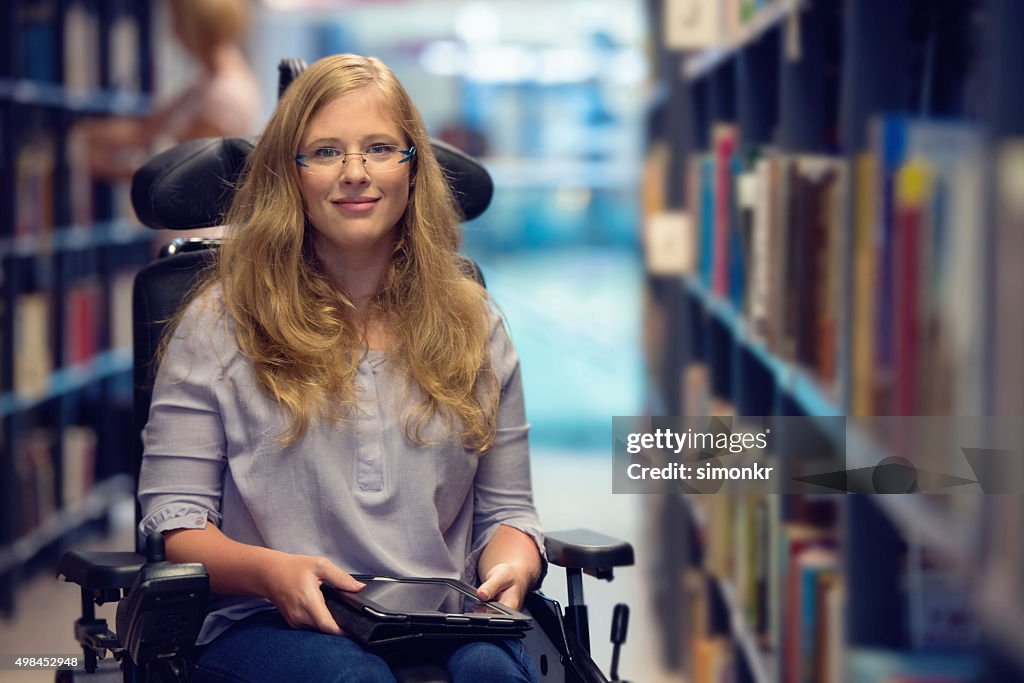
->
xmin=477 ymin=569 xmax=514 ymax=602
xmin=317 ymin=559 xmax=366 ymax=593
xmin=307 ymin=599 xmax=343 ymax=636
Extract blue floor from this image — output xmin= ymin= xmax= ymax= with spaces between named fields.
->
xmin=471 ymin=246 xmax=645 ymax=453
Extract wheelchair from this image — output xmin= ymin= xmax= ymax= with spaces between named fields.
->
xmin=54 ymin=59 xmax=635 ymax=682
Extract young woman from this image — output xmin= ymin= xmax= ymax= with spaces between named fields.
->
xmin=137 ymin=54 xmax=544 ymax=682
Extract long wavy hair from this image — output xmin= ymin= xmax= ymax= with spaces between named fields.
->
xmin=191 ymin=54 xmax=497 ymax=451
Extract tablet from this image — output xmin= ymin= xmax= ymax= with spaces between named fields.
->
xmin=321 ymin=576 xmax=533 ymax=647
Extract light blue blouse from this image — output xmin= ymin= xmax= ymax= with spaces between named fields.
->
xmin=137 ymin=288 xmax=545 ymax=645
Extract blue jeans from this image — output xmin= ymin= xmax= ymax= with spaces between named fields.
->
xmin=192 ymin=610 xmax=540 ymax=682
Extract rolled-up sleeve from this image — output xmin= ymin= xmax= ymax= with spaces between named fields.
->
xmin=138 ymin=296 xmax=228 ymax=538
xmin=467 ymin=315 xmax=546 ymax=583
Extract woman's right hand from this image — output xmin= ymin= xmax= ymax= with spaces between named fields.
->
xmin=259 ymin=553 xmax=365 ymax=635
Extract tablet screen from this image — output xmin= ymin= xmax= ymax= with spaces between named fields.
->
xmin=360 ymin=579 xmax=508 ymax=616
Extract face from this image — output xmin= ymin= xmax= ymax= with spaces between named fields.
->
xmin=297 ymin=88 xmax=412 ymax=276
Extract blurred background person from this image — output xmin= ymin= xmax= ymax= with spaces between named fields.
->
xmin=77 ymin=0 xmax=260 ymax=181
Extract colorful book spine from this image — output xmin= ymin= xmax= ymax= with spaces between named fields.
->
xmin=712 ymin=125 xmax=737 ymax=297
xmin=892 ymin=159 xmax=930 ymax=416
xmin=851 ymin=152 xmax=878 ymax=415
xmin=700 ymin=156 xmax=717 ymax=290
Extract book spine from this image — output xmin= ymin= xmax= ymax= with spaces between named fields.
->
xmin=851 ymin=153 xmax=877 ymax=415
xmin=713 ymin=128 xmax=737 ymax=297
xmin=892 ymin=160 xmax=929 ymax=416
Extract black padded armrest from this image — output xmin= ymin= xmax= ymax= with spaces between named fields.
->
xmin=57 ymin=550 xmax=146 ymax=591
xmin=545 ymin=529 xmax=634 ymax=572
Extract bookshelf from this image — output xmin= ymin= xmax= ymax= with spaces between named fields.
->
xmin=0 ymin=0 xmax=154 ymax=616
xmin=644 ymin=0 xmax=1023 ymax=681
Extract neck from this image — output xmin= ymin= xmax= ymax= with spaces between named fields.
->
xmin=309 ymin=228 xmax=399 ymax=326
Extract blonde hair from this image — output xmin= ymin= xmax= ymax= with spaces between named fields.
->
xmin=202 ymin=54 xmax=497 ymax=450
xmin=170 ymin=0 xmax=250 ymax=52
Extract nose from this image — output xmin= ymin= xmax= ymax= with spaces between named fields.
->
xmin=338 ymin=155 xmax=371 ymax=185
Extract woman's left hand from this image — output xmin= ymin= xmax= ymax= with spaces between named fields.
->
xmin=476 ymin=562 xmax=532 ymax=611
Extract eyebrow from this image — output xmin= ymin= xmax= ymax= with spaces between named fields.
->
xmin=300 ymin=134 xmax=404 ymax=148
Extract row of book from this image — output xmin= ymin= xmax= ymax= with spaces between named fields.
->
xmin=12 ymin=1 xmax=141 ymax=91
xmin=672 ymin=115 xmax=987 ymax=416
xmin=11 ymin=269 xmax=135 ymax=399
xmin=11 ymin=425 xmax=97 ymax=537
xmin=673 ymin=362 xmax=983 ymax=683
xmin=13 ymin=127 xmax=139 ymax=238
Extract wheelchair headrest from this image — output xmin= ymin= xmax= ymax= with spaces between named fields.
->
xmin=131 ymin=136 xmax=494 ymax=230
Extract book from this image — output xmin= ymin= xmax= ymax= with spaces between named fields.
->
xmin=796 ymin=547 xmax=839 ymax=683
xmin=693 ymin=636 xmax=734 ymax=683
xmin=904 ymin=542 xmax=977 ymax=651
xmin=64 ymin=277 xmax=102 ymax=367
xmin=993 ymin=140 xmax=1024 ymax=417
xmin=664 ymin=0 xmax=726 ymax=49
xmin=851 ymin=152 xmax=878 ymax=415
xmin=892 ymin=159 xmax=929 ymax=416
xmin=62 ymin=425 xmax=96 ymax=507
xmin=698 ymin=155 xmax=717 ymax=290
xmin=712 ymin=125 xmax=738 ymax=297
xmin=890 ymin=129 xmax=983 ymax=416
xmin=14 ymin=134 xmax=56 ymax=238
xmin=15 ymin=430 xmax=56 ymax=535
xmin=67 ymin=125 xmax=95 ymax=227
xmin=645 ymin=210 xmax=695 ymax=275
xmin=868 ymin=116 xmax=983 ymax=415
xmin=730 ymin=153 xmax=754 ymax=309
xmin=746 ymin=155 xmax=780 ymax=346
xmin=17 ymin=1 xmax=59 ymax=82
xmin=108 ymin=11 xmax=141 ymax=93
xmin=63 ymin=1 xmax=99 ymax=92
xmin=782 ymin=155 xmax=846 ymax=388
xmin=780 ymin=524 xmax=837 ymax=683
xmin=14 ymin=292 xmax=53 ymax=399
xmin=110 ymin=268 xmax=137 ymax=351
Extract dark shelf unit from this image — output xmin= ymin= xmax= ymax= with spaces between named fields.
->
xmin=0 ymin=0 xmax=154 ymax=616
xmin=644 ymin=0 xmax=1022 ymax=681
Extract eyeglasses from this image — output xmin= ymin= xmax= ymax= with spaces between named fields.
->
xmin=294 ymin=144 xmax=416 ymax=174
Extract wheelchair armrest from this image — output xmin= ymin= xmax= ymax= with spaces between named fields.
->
xmin=545 ymin=529 xmax=634 ymax=580
xmin=57 ymin=550 xmax=146 ymax=592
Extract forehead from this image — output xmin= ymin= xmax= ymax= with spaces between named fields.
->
xmin=302 ymin=88 xmax=404 ymax=145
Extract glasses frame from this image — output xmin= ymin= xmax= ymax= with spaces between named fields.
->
xmin=294 ymin=144 xmax=417 ymax=172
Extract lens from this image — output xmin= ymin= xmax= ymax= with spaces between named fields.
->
xmin=295 ymin=145 xmax=414 ymax=173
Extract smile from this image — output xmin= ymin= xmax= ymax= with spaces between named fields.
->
xmin=331 ymin=198 xmax=379 ymax=214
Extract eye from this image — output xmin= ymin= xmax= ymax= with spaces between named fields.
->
xmin=364 ymin=144 xmax=398 ymax=158
xmin=314 ymin=147 xmax=343 ymax=159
